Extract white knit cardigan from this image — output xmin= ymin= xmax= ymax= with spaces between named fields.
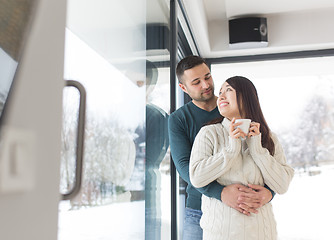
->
xmin=189 ymin=118 xmax=294 ymax=240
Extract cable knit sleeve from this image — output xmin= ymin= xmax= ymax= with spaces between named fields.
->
xmin=247 ymin=133 xmax=294 ymax=194
xmin=189 ymin=125 xmax=241 ymax=188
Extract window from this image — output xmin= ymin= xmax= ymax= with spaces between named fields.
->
xmin=211 ymin=56 xmax=334 ymax=240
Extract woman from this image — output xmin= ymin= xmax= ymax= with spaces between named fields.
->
xmin=189 ymin=76 xmax=294 ymax=240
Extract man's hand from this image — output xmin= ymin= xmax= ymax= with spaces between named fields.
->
xmin=221 ymin=184 xmax=256 ymax=216
xmin=246 ymin=184 xmax=273 ymax=206
xmin=221 ymin=183 xmax=272 ymax=216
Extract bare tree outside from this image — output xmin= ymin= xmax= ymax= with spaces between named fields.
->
xmin=279 ymin=94 xmax=334 ymax=174
xmin=61 ymin=88 xmax=137 ymax=208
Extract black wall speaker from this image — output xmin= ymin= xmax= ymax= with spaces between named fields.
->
xmin=229 ymin=17 xmax=268 ymax=49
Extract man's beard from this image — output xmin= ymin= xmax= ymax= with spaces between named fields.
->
xmin=193 ymin=88 xmax=215 ymax=102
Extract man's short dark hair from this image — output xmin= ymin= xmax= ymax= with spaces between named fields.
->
xmin=176 ymin=55 xmax=208 ymax=83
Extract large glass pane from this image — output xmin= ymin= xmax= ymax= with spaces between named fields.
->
xmin=211 ymin=56 xmax=334 ymax=240
xmin=144 ymin=65 xmax=171 ymax=240
xmin=144 ymin=1 xmax=171 ymax=238
xmin=59 ymin=0 xmax=171 ymax=239
xmin=59 ymin=28 xmax=146 ymax=239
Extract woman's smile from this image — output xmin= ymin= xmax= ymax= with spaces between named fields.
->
xmin=218 ymin=101 xmax=229 ymax=108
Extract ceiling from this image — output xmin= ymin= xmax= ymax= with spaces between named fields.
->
xmin=181 ymin=0 xmax=334 ymax=58
xmin=66 ymin=0 xmax=334 ymax=63
xmin=203 ymin=0 xmax=334 ymax=21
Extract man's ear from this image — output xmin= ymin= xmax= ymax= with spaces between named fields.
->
xmin=179 ymin=83 xmax=188 ymax=94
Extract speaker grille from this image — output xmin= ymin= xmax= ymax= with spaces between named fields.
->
xmin=229 ymin=17 xmax=268 ymax=44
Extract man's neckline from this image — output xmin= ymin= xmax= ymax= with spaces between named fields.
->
xmin=190 ymin=101 xmax=218 ymax=113
xmin=191 ymin=96 xmax=218 ymax=112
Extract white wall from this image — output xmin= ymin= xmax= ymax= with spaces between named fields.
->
xmin=268 ymin=9 xmax=334 ymax=48
xmin=0 ymin=0 xmax=66 ymax=239
xmin=193 ymin=7 xmax=334 ymax=58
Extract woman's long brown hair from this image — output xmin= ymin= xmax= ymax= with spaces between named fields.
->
xmin=210 ymin=76 xmax=275 ymax=156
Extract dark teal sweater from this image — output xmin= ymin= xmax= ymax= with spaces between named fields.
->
xmin=168 ymin=101 xmax=223 ymax=210
xmin=168 ymin=101 xmax=275 ymax=210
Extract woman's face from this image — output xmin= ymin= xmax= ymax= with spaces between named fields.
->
xmin=217 ymin=81 xmax=242 ymax=120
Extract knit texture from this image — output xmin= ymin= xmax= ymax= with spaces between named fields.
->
xmin=189 ymin=118 xmax=294 ymax=240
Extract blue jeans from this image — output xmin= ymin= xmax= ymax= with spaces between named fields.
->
xmin=183 ymin=208 xmax=203 ymax=240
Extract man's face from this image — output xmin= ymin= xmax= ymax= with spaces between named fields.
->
xmin=179 ymin=63 xmax=215 ymax=103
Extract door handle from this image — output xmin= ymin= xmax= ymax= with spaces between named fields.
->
xmin=61 ymin=80 xmax=86 ymax=200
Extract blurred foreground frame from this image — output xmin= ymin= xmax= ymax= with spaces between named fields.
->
xmin=0 ymin=0 xmax=37 ymax=118
xmin=0 ymin=0 xmax=37 ymax=61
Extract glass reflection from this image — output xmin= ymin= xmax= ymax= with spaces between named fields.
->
xmin=60 ymin=0 xmax=171 ymax=239
xmin=127 ymin=60 xmax=170 ymax=240
xmin=145 ymin=62 xmax=169 ymax=240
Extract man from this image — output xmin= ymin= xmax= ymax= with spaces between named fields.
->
xmin=168 ymin=55 xmax=274 ymax=240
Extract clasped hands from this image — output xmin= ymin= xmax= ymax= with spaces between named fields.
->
xmin=221 ymin=183 xmax=272 ymax=216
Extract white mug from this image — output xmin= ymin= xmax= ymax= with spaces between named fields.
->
xmin=235 ymin=119 xmax=251 ymax=135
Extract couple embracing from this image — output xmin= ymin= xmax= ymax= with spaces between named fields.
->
xmin=168 ymin=55 xmax=294 ymax=240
